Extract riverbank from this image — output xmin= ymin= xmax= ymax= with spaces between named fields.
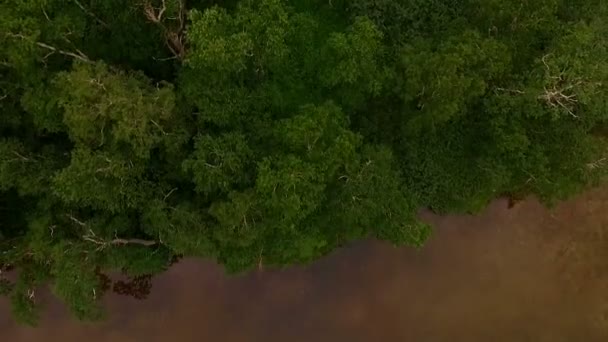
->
xmin=2 ymin=188 xmax=608 ymax=341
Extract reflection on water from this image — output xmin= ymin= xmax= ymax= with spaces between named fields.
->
xmin=2 ymin=188 xmax=608 ymax=341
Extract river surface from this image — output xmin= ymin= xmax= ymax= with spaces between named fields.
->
xmin=2 ymin=188 xmax=608 ymax=341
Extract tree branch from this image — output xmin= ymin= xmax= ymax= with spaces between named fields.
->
xmin=142 ymin=0 xmax=186 ymax=59
xmin=494 ymin=87 xmax=525 ymax=95
xmin=83 ymin=230 xmax=157 ymax=249
xmin=163 ymin=187 xmax=178 ymax=201
xmin=71 ymin=216 xmax=158 ymax=249
xmin=110 ymin=238 xmax=157 ymax=246
xmin=11 ymin=151 xmax=31 ymax=162
xmin=72 ymin=0 xmax=109 ymax=28
xmin=34 ymin=41 xmax=92 ymax=64
xmin=67 ymin=214 xmax=88 ymax=227
xmin=150 ymin=119 xmax=168 ymax=135
xmin=537 ymin=54 xmax=581 ymax=118
xmin=6 ymin=33 xmax=93 ymax=64
xmin=83 ymin=234 xmax=157 ymax=248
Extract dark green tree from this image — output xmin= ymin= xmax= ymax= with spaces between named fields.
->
xmin=2 ymin=0 xmax=608 ymax=324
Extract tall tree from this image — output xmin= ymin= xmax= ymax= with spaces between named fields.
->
xmin=2 ymin=0 xmax=608 ymax=324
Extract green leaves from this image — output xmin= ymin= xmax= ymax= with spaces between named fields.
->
xmin=50 ymin=244 xmax=104 ymax=321
xmin=52 ymin=148 xmax=148 ymax=211
xmin=534 ymin=21 xmax=608 ymax=122
xmin=187 ymin=7 xmax=252 ymax=73
xmin=142 ymin=201 xmax=215 ymax=256
xmin=183 ymin=133 xmax=253 ymax=195
xmin=55 ymin=62 xmax=180 ymax=158
xmin=4 ymin=0 xmax=608 ymax=325
xmin=399 ymin=30 xmax=510 ymax=130
xmin=318 ymin=145 xmax=428 ymax=245
xmin=7 ymin=262 xmax=51 ymax=326
xmin=321 ymin=17 xmax=386 ymax=94
xmin=0 ymin=139 xmax=60 ymax=196
xmin=278 ymin=102 xmax=360 ymax=168
xmin=187 ymin=0 xmax=289 ymax=71
xmin=256 ymin=155 xmax=326 ymax=222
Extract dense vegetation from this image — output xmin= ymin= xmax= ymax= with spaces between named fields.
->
xmin=1 ymin=0 xmax=607 ymax=324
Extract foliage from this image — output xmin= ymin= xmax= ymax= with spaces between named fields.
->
xmin=1 ymin=0 xmax=608 ymax=324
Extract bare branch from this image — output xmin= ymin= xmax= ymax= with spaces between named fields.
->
xmin=99 ymin=120 xmax=106 ymax=147
xmin=142 ymin=0 xmax=186 ymax=59
xmin=6 ymin=32 xmax=93 ymax=64
xmin=256 ymin=247 xmax=264 ymax=271
xmin=152 ymin=55 xmax=179 ymax=62
xmin=72 ymin=0 xmax=109 ymax=28
xmin=67 ymin=214 xmax=88 ymax=227
xmin=159 ymin=0 xmax=167 ymax=21
xmin=494 ymin=87 xmax=525 ymax=95
xmin=11 ymin=151 xmax=31 ymax=162
xmin=537 ymin=54 xmax=582 ymax=118
xmin=42 ymin=50 xmax=56 ymax=60
xmin=74 ymin=218 xmax=158 ymax=249
xmin=587 ymin=158 xmax=607 ymax=170
xmin=35 ymin=41 xmax=92 ymax=63
xmin=150 ymin=119 xmax=168 ymax=135
xmin=143 ymin=0 xmax=166 ymax=23
xmin=110 ymin=238 xmax=157 ymax=246
xmin=41 ymin=5 xmax=51 ymax=21
xmin=541 ymin=54 xmax=552 ymax=73
xmin=82 ymin=228 xmax=157 ymax=249
xmin=538 ymin=88 xmax=579 ymax=118
xmin=163 ymin=187 xmax=178 ymax=201
xmin=83 ymin=235 xmax=157 ymax=248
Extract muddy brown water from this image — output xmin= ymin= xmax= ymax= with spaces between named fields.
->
xmin=2 ymin=188 xmax=608 ymax=341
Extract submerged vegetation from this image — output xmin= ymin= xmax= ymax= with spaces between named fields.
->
xmin=1 ymin=0 xmax=607 ymax=323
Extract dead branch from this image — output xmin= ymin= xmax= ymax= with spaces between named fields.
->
xmin=72 ymin=0 xmax=109 ymax=28
xmin=35 ymin=41 xmax=92 ymax=63
xmin=83 ymin=229 xmax=157 ymax=250
xmin=163 ymin=187 xmax=178 ymax=201
xmin=152 ymin=55 xmax=179 ymax=62
xmin=67 ymin=214 xmax=88 ymax=227
xmin=41 ymin=5 xmax=51 ymax=21
xmin=494 ymin=87 xmax=526 ymax=95
xmin=6 ymin=33 xmax=92 ymax=64
xmin=537 ymin=54 xmax=581 ymax=118
xmin=538 ymin=87 xmax=579 ymax=118
xmin=11 ymin=150 xmax=31 ymax=162
xmin=71 ymin=216 xmax=157 ymax=249
xmin=110 ymin=238 xmax=157 ymax=246
xmin=541 ymin=54 xmax=552 ymax=73
xmin=150 ymin=119 xmax=168 ymax=135
xmin=165 ymin=31 xmax=184 ymax=59
xmin=99 ymin=120 xmax=106 ymax=147
xmin=142 ymin=0 xmax=186 ymax=59
xmin=257 ymin=248 xmax=264 ymax=271
xmin=143 ymin=0 xmax=167 ymax=23
xmin=587 ymin=158 xmax=607 ymax=170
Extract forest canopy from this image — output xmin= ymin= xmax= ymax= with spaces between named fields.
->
xmin=2 ymin=0 xmax=608 ymax=324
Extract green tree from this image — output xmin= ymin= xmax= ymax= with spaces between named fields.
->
xmin=2 ymin=0 xmax=608 ymax=325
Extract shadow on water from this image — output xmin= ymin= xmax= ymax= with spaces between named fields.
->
xmin=2 ymin=188 xmax=608 ymax=341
